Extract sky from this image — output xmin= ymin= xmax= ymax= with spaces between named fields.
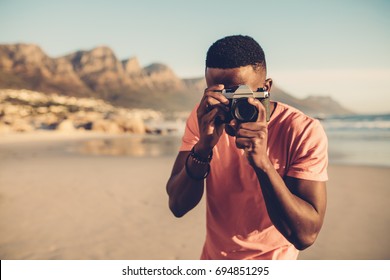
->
xmin=0 ymin=0 xmax=389 ymax=113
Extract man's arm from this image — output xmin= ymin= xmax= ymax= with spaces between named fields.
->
xmin=166 ymin=85 xmax=229 ymax=217
xmin=166 ymin=150 xmax=206 ymax=217
xmin=255 ymin=166 xmax=327 ymax=250
xmin=235 ymin=98 xmax=327 ymax=250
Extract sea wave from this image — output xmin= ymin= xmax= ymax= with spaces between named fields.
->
xmin=322 ymin=114 xmax=390 ymax=130
xmin=322 ymin=114 xmax=390 ymax=167
xmin=324 ymin=120 xmax=390 ymax=130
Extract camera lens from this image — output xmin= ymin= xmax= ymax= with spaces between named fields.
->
xmin=232 ymin=99 xmax=258 ymax=122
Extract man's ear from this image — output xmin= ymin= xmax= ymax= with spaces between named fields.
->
xmin=264 ymin=78 xmax=273 ymax=92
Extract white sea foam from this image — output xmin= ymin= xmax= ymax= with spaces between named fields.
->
xmin=323 ymin=114 xmax=390 ymax=166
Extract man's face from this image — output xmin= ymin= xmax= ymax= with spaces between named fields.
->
xmin=205 ymin=66 xmax=267 ymax=136
xmin=205 ymin=65 xmax=265 ymax=91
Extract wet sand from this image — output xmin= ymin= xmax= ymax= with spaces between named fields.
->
xmin=0 ymin=132 xmax=389 ymax=260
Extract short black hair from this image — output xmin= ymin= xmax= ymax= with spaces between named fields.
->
xmin=206 ymin=35 xmax=266 ymax=72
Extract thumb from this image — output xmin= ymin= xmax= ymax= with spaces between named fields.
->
xmin=248 ymin=97 xmax=266 ymax=122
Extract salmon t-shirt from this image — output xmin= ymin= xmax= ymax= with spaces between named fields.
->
xmin=180 ymin=102 xmax=328 ymax=260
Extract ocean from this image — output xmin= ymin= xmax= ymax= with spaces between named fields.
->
xmin=78 ymin=114 xmax=390 ymax=168
xmin=321 ymin=113 xmax=390 ymax=167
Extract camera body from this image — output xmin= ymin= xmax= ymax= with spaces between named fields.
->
xmin=216 ymin=85 xmax=270 ymax=123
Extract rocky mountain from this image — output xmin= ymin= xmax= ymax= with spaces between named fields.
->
xmin=270 ymin=87 xmax=353 ymax=116
xmin=0 ymin=43 xmax=352 ymax=116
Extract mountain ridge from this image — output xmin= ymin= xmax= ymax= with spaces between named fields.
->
xmin=0 ymin=43 xmax=352 ymax=116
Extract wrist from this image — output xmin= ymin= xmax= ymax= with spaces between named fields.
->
xmin=185 ymin=146 xmax=212 ymax=181
xmin=253 ymin=157 xmax=273 ymax=174
xmin=194 ymin=141 xmax=213 ymax=158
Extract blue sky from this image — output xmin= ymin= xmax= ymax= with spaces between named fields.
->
xmin=0 ymin=0 xmax=389 ymax=113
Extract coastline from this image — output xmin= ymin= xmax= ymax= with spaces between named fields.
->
xmin=0 ymin=132 xmax=389 ymax=260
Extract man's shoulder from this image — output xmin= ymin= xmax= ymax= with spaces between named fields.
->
xmin=271 ymin=102 xmax=322 ymax=133
xmin=273 ymin=101 xmax=316 ymax=121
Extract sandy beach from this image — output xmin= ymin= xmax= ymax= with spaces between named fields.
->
xmin=0 ymin=132 xmax=389 ymax=260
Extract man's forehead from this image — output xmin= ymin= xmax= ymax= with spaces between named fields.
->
xmin=205 ymin=66 xmax=264 ymax=87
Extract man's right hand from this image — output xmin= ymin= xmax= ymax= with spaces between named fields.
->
xmin=196 ymin=84 xmax=229 ymax=157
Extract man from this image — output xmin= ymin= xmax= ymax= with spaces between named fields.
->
xmin=166 ymin=35 xmax=328 ymax=260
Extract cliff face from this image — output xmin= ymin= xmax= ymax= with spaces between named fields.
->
xmin=0 ymin=44 xmax=92 ymax=96
xmin=0 ymin=43 xmax=199 ymax=111
xmin=270 ymin=87 xmax=354 ymax=116
xmin=0 ymin=43 xmax=351 ymax=115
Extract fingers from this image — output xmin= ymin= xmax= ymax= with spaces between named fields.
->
xmin=236 ymin=132 xmax=267 ymax=155
xmin=247 ymin=97 xmax=266 ymax=123
xmin=235 ymin=137 xmax=262 ymax=152
xmin=234 ymin=107 xmax=268 ymax=151
xmin=198 ymin=85 xmax=229 ymax=116
xmin=201 ymin=107 xmax=218 ymax=125
xmin=235 ymin=124 xmax=267 ymax=141
xmin=235 ymin=137 xmax=251 ymax=150
xmin=227 ymin=118 xmax=265 ymax=139
xmin=231 ymin=117 xmax=267 ymax=134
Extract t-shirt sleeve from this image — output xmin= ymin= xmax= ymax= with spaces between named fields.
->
xmin=286 ymin=119 xmax=328 ymax=181
xmin=179 ymin=104 xmax=200 ymax=152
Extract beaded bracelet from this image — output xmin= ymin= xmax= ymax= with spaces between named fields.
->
xmin=184 ymin=146 xmax=213 ymax=180
xmin=190 ymin=146 xmax=213 ymax=163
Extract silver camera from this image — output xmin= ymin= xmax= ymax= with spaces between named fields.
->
xmin=214 ymin=85 xmax=270 ymax=122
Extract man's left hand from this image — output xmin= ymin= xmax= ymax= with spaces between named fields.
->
xmin=231 ymin=97 xmax=271 ymax=171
